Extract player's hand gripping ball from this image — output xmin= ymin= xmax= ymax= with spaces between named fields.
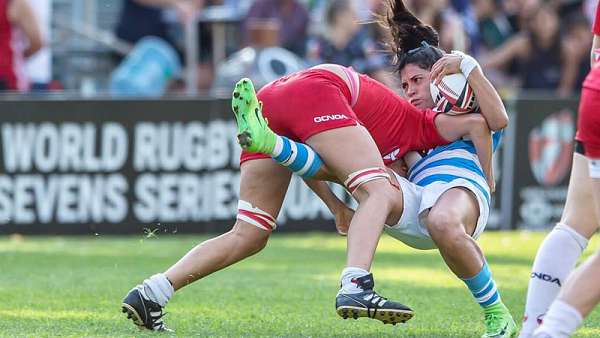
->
xmin=429 ymin=51 xmax=480 ymax=115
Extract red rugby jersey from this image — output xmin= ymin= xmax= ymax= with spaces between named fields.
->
xmin=584 ymin=60 xmax=600 ymax=91
xmin=353 ymin=72 xmax=448 ymax=165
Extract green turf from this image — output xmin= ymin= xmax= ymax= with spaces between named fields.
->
xmin=1 ymin=231 xmax=599 ymax=337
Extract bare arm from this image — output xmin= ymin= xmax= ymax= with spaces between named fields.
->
xmin=467 ymin=67 xmax=508 ymax=130
xmin=303 ymin=179 xmax=353 ymax=235
xmin=559 ymin=39 xmax=584 ymax=97
xmin=435 ymin=114 xmax=494 ymax=191
xmin=8 ymin=0 xmax=43 ymax=58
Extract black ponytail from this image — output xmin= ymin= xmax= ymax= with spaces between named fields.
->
xmin=380 ymin=0 xmax=444 ymax=72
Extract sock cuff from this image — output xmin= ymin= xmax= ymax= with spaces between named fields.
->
xmin=462 ymin=262 xmax=491 ymax=290
xmin=555 ymin=223 xmax=589 ymax=250
xmin=554 ymin=299 xmax=584 ymax=322
xmin=341 ymin=266 xmax=370 ymax=278
xmin=150 ymin=273 xmax=174 ymax=295
xmin=273 ymin=135 xmax=285 ymax=157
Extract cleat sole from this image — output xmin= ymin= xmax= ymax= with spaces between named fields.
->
xmin=237 ymin=132 xmax=252 ymax=148
xmin=122 ymin=303 xmax=145 ymax=328
xmin=336 ymin=306 xmax=414 ymax=325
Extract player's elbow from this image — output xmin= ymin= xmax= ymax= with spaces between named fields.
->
xmin=479 ymin=107 xmax=508 ymax=131
xmin=24 ymin=34 xmax=43 ymax=58
xmin=467 ymin=114 xmax=490 ymax=136
xmin=488 ymin=107 xmax=508 ymax=131
xmin=29 ymin=37 xmax=43 ymax=55
xmin=489 ymin=113 xmax=508 ymax=131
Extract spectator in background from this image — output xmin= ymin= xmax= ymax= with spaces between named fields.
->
xmin=562 ymin=12 xmax=593 ymax=93
xmin=405 ymin=0 xmax=470 ymax=53
xmin=115 ymin=0 xmax=203 ymax=51
xmin=244 ymin=0 xmax=309 ymax=56
xmin=0 ymin=0 xmax=43 ymax=91
xmin=114 ymin=0 xmax=212 ymax=93
xmin=305 ymin=0 xmax=394 ymax=88
xmin=449 ymin=0 xmax=480 ymax=55
xmin=472 ymin=0 xmax=516 ymax=52
xmin=482 ymin=2 xmax=590 ymax=97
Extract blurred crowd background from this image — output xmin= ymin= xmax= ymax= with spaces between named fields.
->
xmin=1 ymin=0 xmax=598 ymax=98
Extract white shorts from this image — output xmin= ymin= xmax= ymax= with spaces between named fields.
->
xmin=384 ymin=173 xmax=489 ymax=250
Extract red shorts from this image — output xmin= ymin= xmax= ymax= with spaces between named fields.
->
xmin=240 ymin=69 xmax=359 ymax=164
xmin=576 ymin=86 xmax=600 ymax=158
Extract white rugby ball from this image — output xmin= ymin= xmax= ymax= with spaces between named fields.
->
xmin=430 ymin=73 xmax=478 ymax=115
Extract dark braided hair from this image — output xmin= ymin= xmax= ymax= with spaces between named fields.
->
xmin=380 ymin=0 xmax=444 ymax=72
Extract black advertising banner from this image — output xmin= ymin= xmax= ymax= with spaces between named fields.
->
xmin=512 ymin=98 xmax=579 ymax=229
xmin=0 ymin=99 xmax=343 ymax=234
xmin=0 ymin=97 xmax=580 ymax=234
xmin=486 ymin=132 xmax=504 ymax=230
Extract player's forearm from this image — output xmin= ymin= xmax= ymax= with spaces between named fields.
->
xmin=303 ymin=179 xmax=346 ymax=214
xmin=467 ymin=68 xmax=508 ymax=131
xmin=11 ymin=0 xmax=43 ymax=58
xmin=559 ymin=49 xmax=579 ymax=97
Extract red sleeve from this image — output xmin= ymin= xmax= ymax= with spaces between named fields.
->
xmin=594 ymin=3 xmax=600 ymax=35
xmin=411 ymin=109 xmax=450 ymax=151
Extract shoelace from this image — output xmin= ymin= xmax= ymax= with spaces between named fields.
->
xmin=149 ymin=310 xmax=168 ymax=331
xmin=363 ymin=292 xmax=388 ymax=307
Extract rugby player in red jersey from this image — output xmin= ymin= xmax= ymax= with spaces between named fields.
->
xmin=528 ymin=4 xmax=600 ymax=338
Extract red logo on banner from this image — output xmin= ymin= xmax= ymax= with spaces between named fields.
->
xmin=528 ymin=109 xmax=574 ymax=186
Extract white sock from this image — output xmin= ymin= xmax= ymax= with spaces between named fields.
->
xmin=339 ymin=267 xmax=370 ymax=294
xmin=533 ymin=300 xmax=583 ymax=338
xmin=140 ymin=273 xmax=174 ymax=307
xmin=520 ymin=223 xmax=588 ymax=337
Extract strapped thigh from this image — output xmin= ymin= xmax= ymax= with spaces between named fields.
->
xmin=344 ymin=167 xmax=399 ymax=195
xmin=237 ymin=200 xmax=277 ymax=231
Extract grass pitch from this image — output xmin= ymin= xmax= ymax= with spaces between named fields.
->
xmin=1 ymin=231 xmax=599 ymax=338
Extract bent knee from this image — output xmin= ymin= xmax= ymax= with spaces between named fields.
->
xmin=354 ymin=178 xmax=398 ymax=204
xmin=230 ymin=221 xmax=270 ymax=254
xmin=426 ymin=210 xmax=467 ymax=240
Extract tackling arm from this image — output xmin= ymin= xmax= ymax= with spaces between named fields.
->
xmin=435 ymin=114 xmax=494 ymax=191
xmin=303 ymin=179 xmax=353 ymax=235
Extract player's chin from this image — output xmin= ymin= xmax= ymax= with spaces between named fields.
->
xmin=417 ymin=102 xmax=433 ymax=110
xmin=411 ymin=99 xmax=426 ymax=109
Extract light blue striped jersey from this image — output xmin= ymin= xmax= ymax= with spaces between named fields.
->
xmin=407 ymin=131 xmax=503 ymax=206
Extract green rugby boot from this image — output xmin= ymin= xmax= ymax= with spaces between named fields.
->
xmin=231 ymin=78 xmax=276 ymax=154
xmin=482 ymin=303 xmax=518 ymax=338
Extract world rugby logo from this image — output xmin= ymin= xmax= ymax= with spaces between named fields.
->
xmin=528 ymin=109 xmax=574 ymax=186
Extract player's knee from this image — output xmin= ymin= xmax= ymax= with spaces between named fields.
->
xmin=231 ymin=220 xmax=270 ymax=255
xmin=426 ymin=209 xmax=467 ymax=244
xmin=243 ymin=233 xmax=268 ymax=255
xmin=356 ymin=180 xmax=397 ymax=208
